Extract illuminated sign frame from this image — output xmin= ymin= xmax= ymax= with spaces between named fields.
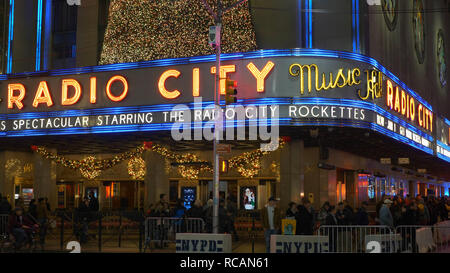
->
xmin=0 ymin=48 xmax=445 ymax=161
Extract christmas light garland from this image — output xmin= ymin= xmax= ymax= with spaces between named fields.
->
xmin=128 ymin=156 xmax=146 ymax=180
xmin=31 ymin=137 xmax=290 ymax=180
xmin=99 ymin=0 xmax=257 ymax=65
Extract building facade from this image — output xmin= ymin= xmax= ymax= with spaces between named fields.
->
xmin=0 ymin=0 xmax=448 ymax=212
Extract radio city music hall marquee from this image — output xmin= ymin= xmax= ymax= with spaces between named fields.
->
xmin=0 ymin=56 xmax=436 ymax=139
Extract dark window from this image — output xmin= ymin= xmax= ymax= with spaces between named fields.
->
xmin=51 ymin=0 xmax=77 ymax=69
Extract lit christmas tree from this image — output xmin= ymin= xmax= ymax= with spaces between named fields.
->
xmin=100 ymin=0 xmax=257 ymax=65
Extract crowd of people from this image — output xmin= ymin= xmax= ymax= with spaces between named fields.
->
xmin=0 ymin=191 xmax=101 ymax=251
xmin=0 ymin=194 xmax=52 ymax=251
xmin=146 ymin=194 xmax=239 ymax=246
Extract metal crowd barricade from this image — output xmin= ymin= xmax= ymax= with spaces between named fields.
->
xmin=317 ymin=225 xmax=397 ymax=253
xmin=396 ymin=221 xmax=450 ymax=253
xmin=144 ymin=217 xmax=205 ymax=251
xmin=1 ymin=214 xmax=9 ymax=239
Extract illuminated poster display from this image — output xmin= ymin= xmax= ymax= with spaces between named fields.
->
xmin=240 ymin=186 xmax=256 ymax=210
xmin=436 ymin=116 xmax=450 ymax=162
xmin=181 ymin=187 xmax=196 ymax=210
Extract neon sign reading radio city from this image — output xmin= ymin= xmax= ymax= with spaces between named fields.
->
xmin=6 ymin=62 xmax=275 ymax=109
xmin=8 ymin=75 xmax=129 ymax=109
xmin=385 ymin=79 xmax=433 ymax=132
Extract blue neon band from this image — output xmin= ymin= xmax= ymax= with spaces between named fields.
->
xmin=35 ymin=0 xmax=43 ymax=71
xmin=0 ymin=48 xmax=437 ymax=113
xmin=6 ymin=0 xmax=14 ymax=74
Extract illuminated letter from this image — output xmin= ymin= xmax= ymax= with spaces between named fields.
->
xmin=210 ymin=65 xmax=236 ymax=95
xmin=409 ymin=97 xmax=415 ymax=121
xmin=158 ymin=70 xmax=181 ymax=99
xmin=351 ymin=68 xmax=361 ymax=85
xmin=32 ymin=81 xmax=53 ymax=107
xmin=428 ymin=110 xmax=433 ymax=132
xmin=106 ymin=75 xmax=129 ymax=102
xmin=401 ymin=90 xmax=407 ymax=115
xmin=193 ymin=68 xmax=200 ymax=97
xmin=8 ymin=83 xmax=26 ymax=109
xmin=386 ymin=80 xmax=394 ymax=109
xmin=418 ymin=104 xmax=423 ymax=127
xmin=247 ymin=61 xmax=275 ymax=92
xmin=90 ymin=77 xmax=97 ymax=104
xmin=394 ymin=87 xmax=400 ymax=112
xmin=406 ymin=94 xmax=410 ymax=119
xmin=61 ymin=79 xmax=81 ymax=106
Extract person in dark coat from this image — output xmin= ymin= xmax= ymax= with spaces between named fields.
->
xmin=88 ymin=191 xmax=99 ymax=212
xmin=218 ymin=199 xmax=232 ymax=234
xmin=325 ymin=205 xmax=338 ymax=252
xmin=28 ymin=199 xmax=37 ymax=219
xmin=8 ymin=207 xmax=37 ymax=249
xmin=355 ymin=201 xmax=369 ymax=225
xmin=0 ymin=196 xmax=12 ymax=215
xmin=285 ymin=202 xmax=297 ymax=218
xmin=343 ymin=200 xmax=355 ymax=225
xmin=399 ymin=202 xmax=418 ymax=252
xmin=336 ymin=202 xmax=347 ymax=225
xmin=295 ymin=198 xmax=314 ymax=235
xmin=187 ymin=200 xmax=204 ymax=218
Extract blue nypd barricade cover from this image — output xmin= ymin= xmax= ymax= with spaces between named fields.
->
xmin=175 ymin=233 xmax=232 ymax=253
xmin=270 ymin=235 xmax=329 ymax=253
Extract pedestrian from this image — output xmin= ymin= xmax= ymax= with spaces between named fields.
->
xmin=218 ymin=199 xmax=232 ymax=234
xmin=325 ymin=205 xmax=338 ymax=252
xmin=226 ymin=196 xmax=239 ymax=241
xmin=391 ymin=197 xmax=402 ymax=227
xmin=285 ymin=202 xmax=297 ymax=218
xmin=317 ymin=201 xmax=330 ymax=225
xmin=355 ymin=201 xmax=369 ymax=225
xmin=187 ymin=200 xmax=204 ymax=218
xmin=44 ymin=197 xmax=51 ymax=212
xmin=173 ymin=199 xmax=187 ymax=233
xmin=336 ymin=202 xmax=346 ymax=225
xmin=36 ymin=198 xmax=48 ymax=250
xmin=15 ymin=197 xmax=24 ymax=211
xmin=8 ymin=207 xmax=37 ymax=250
xmin=154 ymin=193 xmax=171 ymax=248
xmin=260 ymin=197 xmax=281 ymax=253
xmin=203 ymin=199 xmax=213 ymax=233
xmin=155 ymin=193 xmax=171 ymax=217
xmin=375 ymin=194 xmax=387 ymax=224
xmin=343 ymin=200 xmax=355 ymax=225
xmin=0 ymin=196 xmax=12 ymax=215
xmin=379 ymin=199 xmax=394 ymax=227
xmin=88 ymin=191 xmax=99 ymax=212
xmin=295 ymin=198 xmax=314 ymax=235
xmin=28 ymin=199 xmax=37 ymax=219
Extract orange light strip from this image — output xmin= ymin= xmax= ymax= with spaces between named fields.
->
xmin=158 ymin=69 xmax=181 ymax=99
xmin=192 ymin=68 xmax=200 ymax=97
xmin=32 ymin=81 xmax=54 ymax=107
xmin=7 ymin=83 xmax=26 ymax=109
xmin=247 ymin=61 xmax=275 ymax=93
xmin=106 ymin=75 xmax=129 ymax=102
xmin=61 ymin=79 xmax=82 ymax=106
